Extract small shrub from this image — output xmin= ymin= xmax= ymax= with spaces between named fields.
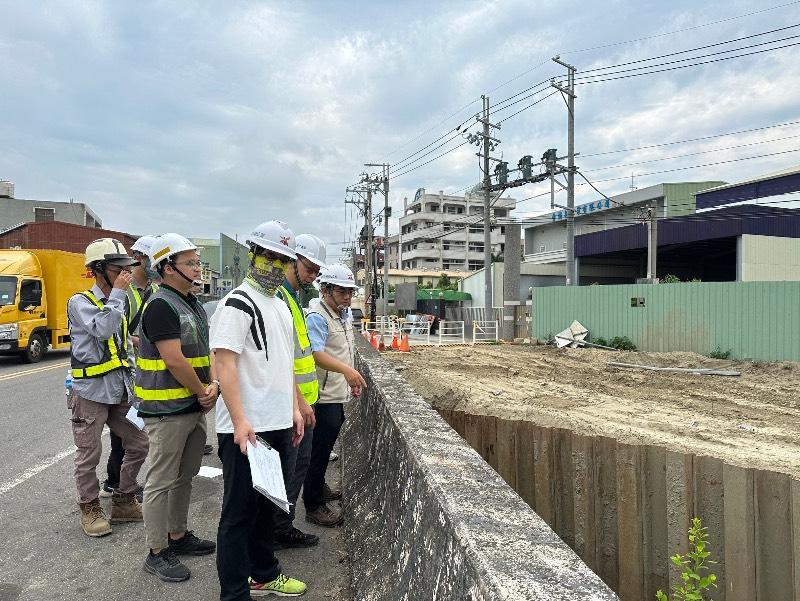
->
xmin=593 ymin=336 xmax=608 ymax=347
xmin=609 ymin=336 xmax=637 ymax=351
xmin=656 ymin=517 xmax=717 ymax=601
xmin=544 ymin=332 xmax=555 ymax=345
xmin=662 ymin=274 xmax=681 ymax=283
xmin=708 ymin=346 xmax=731 ymax=360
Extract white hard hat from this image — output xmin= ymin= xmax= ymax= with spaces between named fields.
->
xmin=247 ymin=220 xmax=297 ymax=260
xmin=131 ymin=234 xmax=159 ymax=256
xmin=84 ymin=238 xmax=139 ymax=268
xmin=318 ymin=263 xmax=358 ymax=289
xmin=149 ymin=233 xmax=198 ymax=268
xmin=295 ymin=234 xmax=326 ymax=268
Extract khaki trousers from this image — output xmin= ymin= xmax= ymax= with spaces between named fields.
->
xmin=142 ymin=411 xmax=206 ymax=549
xmin=69 ymin=393 xmax=149 ymax=504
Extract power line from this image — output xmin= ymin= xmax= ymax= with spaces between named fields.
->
xmin=390 ymin=141 xmax=470 ymax=180
xmin=581 ymin=23 xmax=800 ymax=74
xmin=583 ymin=133 xmax=800 ymax=173
xmin=390 ymin=116 xmax=477 ymax=170
xmin=576 ymin=40 xmax=800 ymax=86
xmin=582 ymin=119 xmax=800 ymax=158
xmin=385 ymin=98 xmax=481 ymax=159
xmin=497 ymin=90 xmax=560 ymax=124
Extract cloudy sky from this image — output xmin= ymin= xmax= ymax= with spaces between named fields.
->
xmin=2 ymin=1 xmax=799 ymax=262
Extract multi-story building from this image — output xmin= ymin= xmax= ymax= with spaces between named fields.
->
xmin=0 ymin=181 xmax=103 ymax=231
xmin=190 ymin=233 xmax=248 ymax=296
xmin=398 ymin=188 xmax=516 ymax=271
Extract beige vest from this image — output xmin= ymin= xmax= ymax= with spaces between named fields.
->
xmin=309 ymin=300 xmax=355 ymax=404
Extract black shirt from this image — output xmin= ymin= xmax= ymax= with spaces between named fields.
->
xmin=141 ymin=284 xmax=203 ymax=343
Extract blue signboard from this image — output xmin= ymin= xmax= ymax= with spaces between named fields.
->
xmin=551 ymin=198 xmax=611 ymax=221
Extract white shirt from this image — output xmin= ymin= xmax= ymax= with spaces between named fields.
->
xmin=210 ymin=281 xmax=294 ymax=433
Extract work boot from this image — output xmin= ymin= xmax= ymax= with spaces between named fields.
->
xmin=321 ymin=482 xmax=342 ymax=502
xmin=111 ymin=490 xmax=143 ymax=523
xmin=79 ymin=499 xmax=112 ymax=537
xmin=305 ymin=503 xmax=343 ymax=527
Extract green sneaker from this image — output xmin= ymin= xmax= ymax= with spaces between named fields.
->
xmin=249 ymin=574 xmax=307 ymax=596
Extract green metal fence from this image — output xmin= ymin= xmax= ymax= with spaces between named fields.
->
xmin=532 ymin=281 xmax=800 ymax=361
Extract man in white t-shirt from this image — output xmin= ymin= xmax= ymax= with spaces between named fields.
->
xmin=211 ymin=220 xmax=307 ymax=600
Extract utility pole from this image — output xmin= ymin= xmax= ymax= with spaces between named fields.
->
xmin=365 ymin=186 xmax=374 ymax=320
xmin=365 ymin=163 xmax=390 ymax=316
xmin=552 ymin=56 xmax=577 ymax=286
xmin=647 ymin=205 xmax=658 ymax=280
xmin=475 ymin=95 xmax=501 ymax=311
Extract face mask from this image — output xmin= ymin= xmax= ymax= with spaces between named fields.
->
xmin=245 ymin=254 xmax=287 ymax=297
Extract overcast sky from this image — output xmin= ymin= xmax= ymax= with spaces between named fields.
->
xmin=2 ymin=1 xmax=799 ymax=262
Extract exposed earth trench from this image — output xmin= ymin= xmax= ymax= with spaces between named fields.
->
xmin=384 ymin=344 xmax=800 ymax=478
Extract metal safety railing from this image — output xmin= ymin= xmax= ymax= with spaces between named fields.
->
xmin=438 ymin=320 xmax=466 ymax=345
xmin=472 ymin=320 xmax=500 ymax=344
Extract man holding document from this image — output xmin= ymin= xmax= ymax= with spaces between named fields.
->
xmin=211 ymin=219 xmax=307 ymax=599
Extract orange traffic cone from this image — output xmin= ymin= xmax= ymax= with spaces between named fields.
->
xmin=378 ymin=334 xmax=386 ymax=351
xmin=370 ymin=332 xmax=379 ymax=349
xmin=391 ymin=332 xmax=399 ymax=350
xmin=399 ymin=333 xmax=410 ymax=352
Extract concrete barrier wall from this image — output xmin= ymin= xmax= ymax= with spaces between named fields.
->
xmin=342 ymin=338 xmax=618 ymax=601
xmin=436 ymin=409 xmax=800 ymax=601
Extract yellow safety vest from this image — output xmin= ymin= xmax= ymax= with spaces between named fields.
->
xmin=71 ymin=291 xmax=130 ymax=379
xmin=277 ymin=284 xmax=319 ymax=405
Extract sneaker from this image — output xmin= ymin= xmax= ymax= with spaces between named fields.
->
xmin=203 ymin=444 xmax=213 ymax=455
xmin=328 ymin=451 xmax=339 ymax=462
xmin=143 ymin=549 xmax=190 ymax=582
xmin=249 ymin=574 xmax=307 ymax=596
xmin=110 ymin=490 xmax=143 ymax=523
xmin=99 ymin=479 xmax=115 ymax=498
xmin=305 ymin=503 xmax=343 ymax=527
xmin=79 ymin=500 xmax=112 ymax=537
xmin=168 ymin=530 xmax=216 ymax=556
xmin=274 ymin=527 xmax=319 ymax=549
xmin=321 ymin=483 xmax=341 ymax=502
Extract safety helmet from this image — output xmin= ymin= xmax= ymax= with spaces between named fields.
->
xmin=318 ymin=264 xmax=358 ymax=289
xmin=247 ymin=220 xmax=297 ymax=260
xmin=130 ymin=234 xmax=159 ymax=257
xmin=295 ymin=234 xmax=326 ymax=268
xmin=84 ymin=238 xmax=139 ymax=268
xmin=149 ymin=233 xmax=198 ymax=268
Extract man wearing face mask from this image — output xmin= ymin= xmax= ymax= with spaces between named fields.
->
xmin=136 ymin=233 xmax=219 ymax=583
xmin=100 ymin=234 xmax=160 ymax=502
xmin=212 ymin=220 xmax=307 ymax=598
xmin=303 ymin=264 xmax=366 ymax=527
xmin=273 ymin=234 xmax=326 ymax=544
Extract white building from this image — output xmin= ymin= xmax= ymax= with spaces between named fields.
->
xmin=398 ymin=188 xmax=516 ymax=271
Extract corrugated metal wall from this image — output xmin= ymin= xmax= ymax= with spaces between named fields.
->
xmin=532 ymin=281 xmax=800 ymax=361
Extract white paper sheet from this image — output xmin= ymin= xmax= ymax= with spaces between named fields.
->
xmin=246 ymin=439 xmax=290 ymax=513
xmin=125 ymin=405 xmax=145 ymax=431
xmin=197 ymin=466 xmax=223 ymax=478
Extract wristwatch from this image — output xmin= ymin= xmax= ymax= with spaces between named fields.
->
xmin=211 ymin=379 xmax=220 ymax=387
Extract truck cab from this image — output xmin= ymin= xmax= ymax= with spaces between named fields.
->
xmin=0 ymin=250 xmax=88 ymax=362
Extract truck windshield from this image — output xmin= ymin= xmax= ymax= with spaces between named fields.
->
xmin=0 ymin=276 xmax=17 ymax=306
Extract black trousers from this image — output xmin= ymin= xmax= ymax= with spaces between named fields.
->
xmin=105 ymin=430 xmax=125 ymax=488
xmin=302 ymin=403 xmax=344 ymax=511
xmin=274 ymin=416 xmax=313 ymax=533
xmin=216 ymin=428 xmax=293 ymax=601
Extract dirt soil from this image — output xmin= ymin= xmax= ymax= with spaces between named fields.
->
xmin=385 ymin=344 xmax=800 ymax=478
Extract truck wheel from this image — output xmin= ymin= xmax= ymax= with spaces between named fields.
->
xmin=22 ymin=333 xmax=46 ymax=363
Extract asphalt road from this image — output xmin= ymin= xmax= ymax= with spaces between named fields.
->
xmin=0 ymin=350 xmax=350 ymax=601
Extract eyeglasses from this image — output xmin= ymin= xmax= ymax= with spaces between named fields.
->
xmin=332 ymin=286 xmax=354 ymax=296
xmin=174 ymin=260 xmax=203 ymax=268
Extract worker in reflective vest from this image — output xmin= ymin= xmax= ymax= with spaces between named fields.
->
xmin=67 ymin=238 xmax=149 ymax=538
xmin=135 ymin=233 xmax=218 ymax=583
xmin=100 ymin=234 xmax=161 ymax=502
xmin=273 ymin=233 xmax=326 ymax=544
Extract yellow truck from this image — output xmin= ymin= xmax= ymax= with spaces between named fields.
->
xmin=0 ymin=249 xmax=90 ymax=362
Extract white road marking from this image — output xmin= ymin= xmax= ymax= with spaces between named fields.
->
xmin=0 ymin=447 xmax=76 ymax=495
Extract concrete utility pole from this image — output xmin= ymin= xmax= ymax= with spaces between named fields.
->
xmin=552 ymin=57 xmax=577 ymax=286
xmin=647 ymin=204 xmax=658 ymax=280
xmin=475 ymin=95 xmax=501 ymax=311
xmin=364 ymin=163 xmax=390 ymax=316
xmin=365 ymin=186 xmax=374 ymax=320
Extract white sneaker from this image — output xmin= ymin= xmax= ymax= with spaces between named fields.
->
xmin=328 ymin=451 xmax=339 ymax=462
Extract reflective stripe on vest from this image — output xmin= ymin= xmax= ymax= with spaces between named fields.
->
xmin=277 ymin=285 xmax=319 ymax=404
xmin=71 ymin=291 xmax=130 ymax=379
xmin=134 ymin=287 xmax=211 ymax=414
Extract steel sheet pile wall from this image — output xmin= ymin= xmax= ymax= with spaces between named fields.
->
xmin=532 ymin=281 xmax=800 ymax=361
xmin=437 ymin=409 xmax=800 ymax=601
xmin=342 ymin=338 xmax=617 ymax=601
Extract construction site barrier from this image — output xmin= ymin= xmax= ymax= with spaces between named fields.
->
xmin=472 ymin=319 xmax=500 ymax=344
xmin=342 ymin=336 xmax=617 ymax=600
xmin=437 ymin=320 xmax=465 ymax=346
